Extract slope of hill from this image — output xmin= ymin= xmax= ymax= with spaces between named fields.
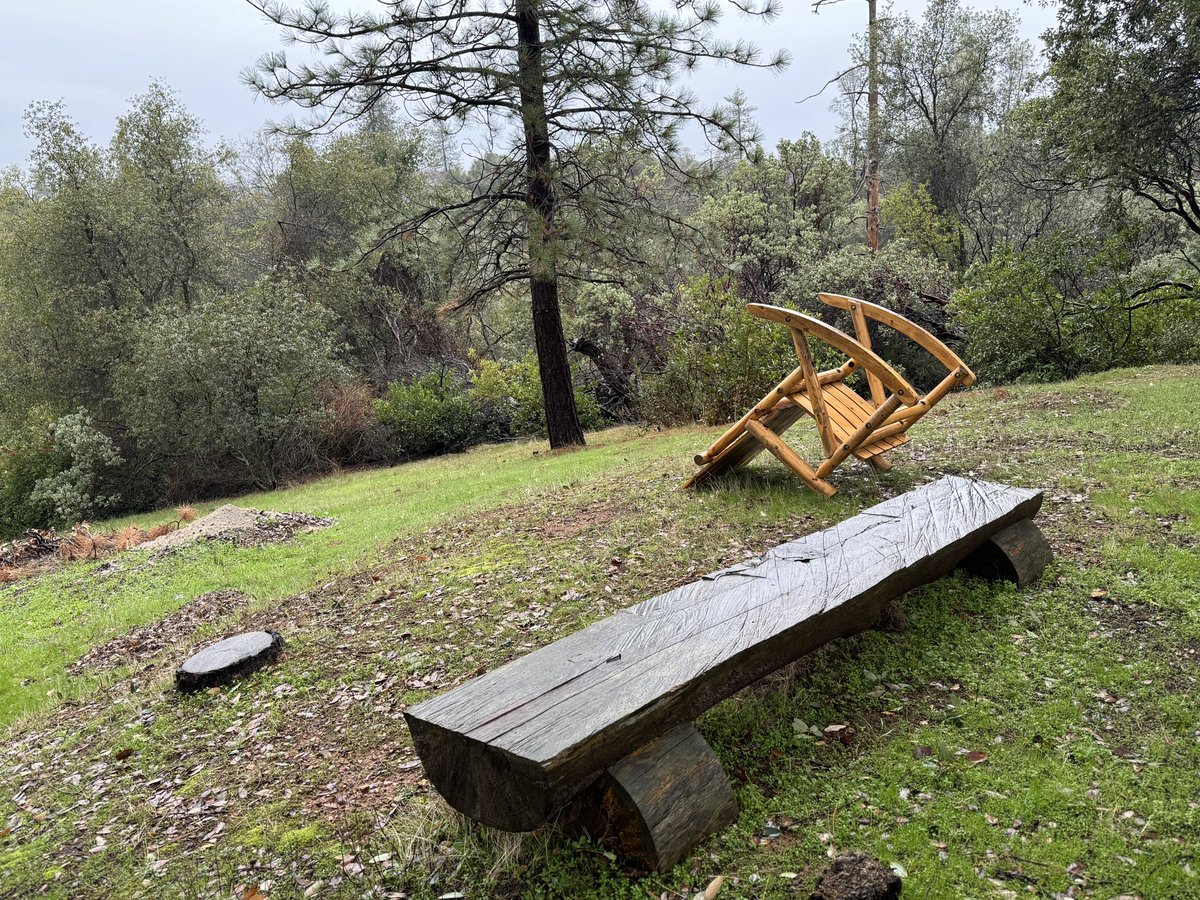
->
xmin=2 ymin=367 xmax=1199 ymax=898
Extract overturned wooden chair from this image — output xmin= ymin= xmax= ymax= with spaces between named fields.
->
xmin=684 ymin=293 xmax=976 ymax=495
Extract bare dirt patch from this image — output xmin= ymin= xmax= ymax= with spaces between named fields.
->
xmin=462 ymin=491 xmax=639 ymax=543
xmin=67 ymin=589 xmax=252 ymax=675
xmin=140 ymin=505 xmax=335 ymax=552
xmin=216 ymin=510 xmax=338 ymax=549
xmin=1018 ymin=387 xmax=1128 ymax=417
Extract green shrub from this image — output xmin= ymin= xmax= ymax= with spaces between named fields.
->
xmin=374 ymin=355 xmax=604 ymax=458
xmin=951 ymin=232 xmax=1200 ymax=384
xmin=880 ymin=182 xmax=957 ymax=262
xmin=373 ymin=372 xmax=483 ymax=458
xmin=470 ymin=353 xmax=603 ymax=438
xmin=640 ymin=276 xmax=837 ymax=426
xmin=0 ymin=409 xmax=58 ymax=538
xmin=116 ymin=281 xmax=345 ymax=496
xmin=29 ymin=410 xmax=124 ymax=526
xmin=779 ymin=240 xmax=957 ymax=392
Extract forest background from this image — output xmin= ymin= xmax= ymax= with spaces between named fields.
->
xmin=1 ymin=0 xmax=1197 ymax=537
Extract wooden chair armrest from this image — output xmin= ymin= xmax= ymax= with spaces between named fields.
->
xmin=747 ymin=303 xmax=920 ymax=404
xmin=818 ymin=293 xmax=976 ymax=387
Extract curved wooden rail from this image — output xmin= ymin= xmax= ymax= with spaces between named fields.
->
xmin=685 ymin=296 xmax=976 ymax=495
xmin=818 ymin=293 xmax=976 ymax=386
xmin=747 ymin=304 xmax=920 ymax=404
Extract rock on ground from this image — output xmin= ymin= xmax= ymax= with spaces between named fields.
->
xmin=69 ymin=589 xmax=250 ymax=674
xmin=811 ymin=853 xmax=902 ymax=900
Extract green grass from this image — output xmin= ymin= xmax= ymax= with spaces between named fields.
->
xmin=2 ymin=365 xmax=1200 ymax=899
xmin=0 ymin=426 xmax=708 ymax=725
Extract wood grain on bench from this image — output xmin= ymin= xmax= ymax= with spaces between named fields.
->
xmin=405 ymin=476 xmax=1043 ymax=831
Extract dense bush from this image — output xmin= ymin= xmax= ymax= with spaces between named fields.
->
xmin=116 ymin=282 xmax=345 ymax=498
xmin=471 ymin=353 xmax=603 ymax=438
xmin=1 ymin=409 xmax=127 ymax=536
xmin=315 ymin=381 xmax=391 ymax=467
xmin=374 ymin=372 xmax=483 ymax=458
xmin=374 ymin=355 xmax=604 ymax=459
xmin=29 ymin=411 xmax=125 ymax=526
xmin=952 ymin=233 xmax=1200 ymax=383
xmin=640 ymin=277 xmax=839 ymax=426
xmin=0 ymin=409 xmax=58 ymax=538
xmin=779 ymin=241 xmax=958 ymax=392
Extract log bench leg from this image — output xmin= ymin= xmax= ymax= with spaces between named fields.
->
xmin=958 ymin=518 xmax=1053 ymax=586
xmin=562 ymin=722 xmax=737 ymax=873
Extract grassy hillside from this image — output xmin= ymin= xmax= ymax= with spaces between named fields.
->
xmin=2 ymin=366 xmax=1199 ymax=899
xmin=0 ymin=426 xmax=710 ymax=725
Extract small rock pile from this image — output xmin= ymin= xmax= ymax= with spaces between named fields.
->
xmin=216 ymin=511 xmax=337 ymax=549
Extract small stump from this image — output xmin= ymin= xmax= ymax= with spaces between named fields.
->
xmin=811 ymin=853 xmax=902 ymax=900
xmin=175 ymin=631 xmax=285 ymax=692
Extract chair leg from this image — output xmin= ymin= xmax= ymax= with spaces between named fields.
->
xmin=745 ymin=420 xmax=836 ymax=497
xmin=867 ymin=454 xmax=893 ymax=472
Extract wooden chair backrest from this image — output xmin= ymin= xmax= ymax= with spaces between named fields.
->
xmin=747 ymin=303 xmax=920 ymax=404
xmin=818 ymin=293 xmax=977 ymax=388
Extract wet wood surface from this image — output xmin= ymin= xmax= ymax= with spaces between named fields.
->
xmin=684 ymin=403 xmax=806 ymax=489
xmin=958 ymin=517 xmax=1053 ymax=586
xmin=562 ymin=722 xmax=737 ymax=872
xmin=406 ymin=476 xmax=1044 ymax=831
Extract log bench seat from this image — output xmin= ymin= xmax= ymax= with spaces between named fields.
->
xmin=405 ymin=476 xmax=1052 ymax=870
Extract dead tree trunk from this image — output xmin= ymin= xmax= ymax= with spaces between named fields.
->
xmin=867 ymin=0 xmax=881 ymax=254
xmin=516 ymin=0 xmax=586 ymax=448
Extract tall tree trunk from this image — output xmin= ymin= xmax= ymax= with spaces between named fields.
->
xmin=866 ymin=0 xmax=881 ymax=254
xmin=515 ymin=0 xmax=585 ymax=448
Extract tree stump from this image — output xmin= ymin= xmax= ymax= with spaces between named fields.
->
xmin=175 ymin=631 xmax=285 ymax=692
xmin=563 ymin=723 xmax=737 ymax=873
xmin=958 ymin=518 xmax=1052 ymax=586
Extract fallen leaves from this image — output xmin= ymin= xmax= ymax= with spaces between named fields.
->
xmin=69 ymin=589 xmax=251 ymax=675
xmin=793 ymin=718 xmax=822 ymax=740
xmin=824 ymin=723 xmax=856 ymax=746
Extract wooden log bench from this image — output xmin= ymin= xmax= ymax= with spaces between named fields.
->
xmin=405 ymin=476 xmax=1052 ymax=871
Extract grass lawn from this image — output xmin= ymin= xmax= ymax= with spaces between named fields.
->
xmin=0 ymin=425 xmax=708 ymax=725
xmin=2 ymin=365 xmax=1199 ymax=899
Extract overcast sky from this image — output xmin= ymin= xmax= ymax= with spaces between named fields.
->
xmin=0 ymin=0 xmax=1059 ymax=168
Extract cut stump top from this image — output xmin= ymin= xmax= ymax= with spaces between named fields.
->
xmin=175 ymin=631 xmax=284 ymax=692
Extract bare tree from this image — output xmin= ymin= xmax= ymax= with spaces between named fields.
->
xmin=810 ymin=0 xmax=879 ymax=252
xmin=246 ymin=0 xmax=786 ymax=447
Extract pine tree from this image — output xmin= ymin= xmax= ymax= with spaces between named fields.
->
xmin=247 ymin=0 xmax=786 ymax=447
